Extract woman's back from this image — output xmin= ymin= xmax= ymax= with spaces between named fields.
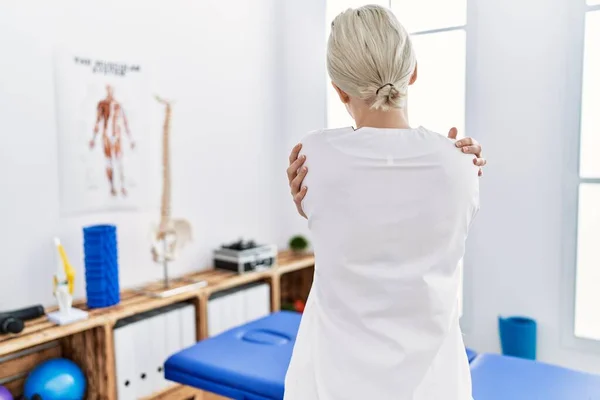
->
xmin=284 ymin=127 xmax=479 ymax=400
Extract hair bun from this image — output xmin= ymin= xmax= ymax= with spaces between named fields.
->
xmin=376 ymin=83 xmax=399 ymax=98
xmin=370 ymin=82 xmax=402 ymax=111
xmin=327 ymin=4 xmax=416 ymax=112
xmin=376 ymin=83 xmax=394 ymax=95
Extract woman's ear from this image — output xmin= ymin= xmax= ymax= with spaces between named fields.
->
xmin=332 ymin=82 xmax=350 ymax=104
xmin=409 ymin=63 xmax=418 ymax=85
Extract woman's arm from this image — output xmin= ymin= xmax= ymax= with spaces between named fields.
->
xmin=287 ymin=127 xmax=487 ymax=219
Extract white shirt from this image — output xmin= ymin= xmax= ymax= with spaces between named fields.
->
xmin=284 ymin=126 xmax=479 ymax=400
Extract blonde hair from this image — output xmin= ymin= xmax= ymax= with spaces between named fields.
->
xmin=327 ymin=4 xmax=416 ymax=111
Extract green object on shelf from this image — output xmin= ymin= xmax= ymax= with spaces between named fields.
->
xmin=281 ymin=303 xmax=296 ymax=311
xmin=289 ymin=235 xmax=309 ymax=253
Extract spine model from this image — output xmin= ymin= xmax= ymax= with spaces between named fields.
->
xmin=151 ymin=96 xmax=192 ymax=263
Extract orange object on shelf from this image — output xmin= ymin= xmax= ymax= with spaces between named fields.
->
xmin=294 ymin=299 xmax=305 ymax=313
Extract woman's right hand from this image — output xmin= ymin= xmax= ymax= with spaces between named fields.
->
xmin=287 ymin=143 xmax=308 ymax=219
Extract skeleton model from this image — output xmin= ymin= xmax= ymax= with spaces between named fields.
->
xmin=151 ymin=96 xmax=192 ymax=274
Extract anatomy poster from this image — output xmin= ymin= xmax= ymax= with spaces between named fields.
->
xmin=54 ymin=51 xmax=153 ymax=215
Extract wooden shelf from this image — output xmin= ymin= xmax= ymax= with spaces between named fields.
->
xmin=275 ymin=251 xmax=315 ymax=275
xmin=0 ymin=288 xmax=199 ymax=357
xmin=0 ymin=251 xmax=313 ymax=358
xmin=140 ymin=383 xmax=227 ymax=400
xmin=0 ymin=251 xmax=314 ymax=400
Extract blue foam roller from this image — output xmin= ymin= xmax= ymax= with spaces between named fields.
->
xmin=83 ymin=224 xmax=120 ymax=309
xmin=83 ymin=224 xmax=116 ymax=234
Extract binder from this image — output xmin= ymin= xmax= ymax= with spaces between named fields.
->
xmin=114 ymin=321 xmax=137 ymax=399
xmin=230 ymin=290 xmax=246 ymax=330
xmin=256 ymin=283 xmax=271 ymax=318
xmin=223 ymin=292 xmax=236 ymax=332
xmin=133 ymin=316 xmax=155 ymax=398
xmin=180 ymin=303 xmax=197 ymax=348
xmin=148 ymin=312 xmax=168 ymax=393
xmin=216 ymin=293 xmax=231 ymax=333
xmin=221 ymin=291 xmax=238 ymax=332
xmin=245 ymin=283 xmax=270 ymax=322
xmin=165 ymin=306 xmax=182 ymax=357
xmin=208 ymin=282 xmax=272 ymax=337
xmin=208 ymin=295 xmax=224 ymax=336
xmin=162 ymin=306 xmax=183 ymax=392
xmin=114 ymin=302 xmax=197 ymax=398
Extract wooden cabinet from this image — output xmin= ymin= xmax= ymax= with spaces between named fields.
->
xmin=0 ymin=251 xmax=314 ymax=400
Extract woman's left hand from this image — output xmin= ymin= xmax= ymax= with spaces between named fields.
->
xmin=287 ymin=143 xmax=308 ymax=219
xmin=448 ymin=127 xmax=487 ymax=176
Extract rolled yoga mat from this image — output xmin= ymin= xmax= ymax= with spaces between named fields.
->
xmin=83 ymin=224 xmax=120 ymax=308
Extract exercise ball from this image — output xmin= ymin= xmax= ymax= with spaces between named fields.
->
xmin=24 ymin=358 xmax=86 ymax=400
xmin=0 ymin=385 xmax=13 ymax=400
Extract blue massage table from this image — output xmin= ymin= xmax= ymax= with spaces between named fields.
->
xmin=165 ymin=311 xmax=300 ymax=399
xmin=471 ymin=353 xmax=600 ymax=399
xmin=165 ymin=311 xmax=480 ymax=399
xmin=466 ymin=347 xmax=477 ymax=363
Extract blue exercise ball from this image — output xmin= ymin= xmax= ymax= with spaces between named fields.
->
xmin=24 ymin=358 xmax=86 ymax=400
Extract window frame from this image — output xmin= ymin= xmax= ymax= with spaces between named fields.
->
xmin=562 ymin=0 xmax=600 ymax=351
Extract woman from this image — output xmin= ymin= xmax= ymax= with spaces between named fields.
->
xmin=283 ymin=5 xmax=483 ymax=400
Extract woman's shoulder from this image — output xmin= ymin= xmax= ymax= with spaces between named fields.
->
xmin=417 ymin=126 xmax=455 ymax=145
xmin=419 ymin=127 xmax=479 ymax=177
xmin=418 ymin=127 xmax=469 ymax=155
xmin=301 ymin=127 xmax=354 ymax=142
xmin=300 ymin=127 xmax=355 ymax=150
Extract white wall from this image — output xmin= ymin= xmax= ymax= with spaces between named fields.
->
xmin=461 ymin=0 xmax=600 ymax=373
xmin=0 ymin=0 xmax=286 ymax=309
xmin=278 ymin=0 xmax=328 ymax=241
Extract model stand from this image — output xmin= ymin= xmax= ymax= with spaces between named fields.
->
xmin=140 ymin=95 xmax=196 ymax=299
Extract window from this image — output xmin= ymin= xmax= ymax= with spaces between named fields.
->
xmin=326 ymin=0 xmax=467 ymax=136
xmin=574 ymin=2 xmax=600 ymax=341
